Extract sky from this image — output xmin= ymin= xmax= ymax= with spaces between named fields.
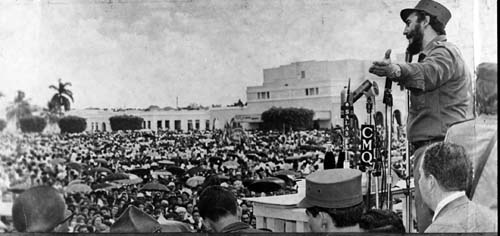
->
xmin=0 ymin=0 xmax=497 ymax=114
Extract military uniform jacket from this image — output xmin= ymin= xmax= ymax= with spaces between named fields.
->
xmin=398 ymin=35 xmax=473 ymax=143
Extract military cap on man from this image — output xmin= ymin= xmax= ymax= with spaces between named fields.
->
xmin=477 ymin=63 xmax=497 ymax=83
xmin=12 ymin=186 xmax=66 ymax=232
xmin=297 ymin=169 xmax=363 ymax=209
xmin=401 ymin=0 xmax=452 ymax=27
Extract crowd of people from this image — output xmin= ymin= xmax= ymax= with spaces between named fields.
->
xmin=0 ymin=126 xmax=408 ymax=233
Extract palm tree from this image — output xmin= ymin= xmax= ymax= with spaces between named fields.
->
xmin=6 ymin=91 xmax=32 ymax=129
xmin=49 ymin=78 xmax=74 ymax=115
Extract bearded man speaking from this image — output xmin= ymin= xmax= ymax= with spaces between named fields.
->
xmin=368 ymin=0 xmax=473 ymax=232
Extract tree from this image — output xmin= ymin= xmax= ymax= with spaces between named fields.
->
xmin=261 ymin=107 xmax=314 ymax=131
xmin=49 ymin=78 xmax=74 ymax=116
xmin=19 ymin=116 xmax=46 ymax=133
xmin=6 ymin=91 xmax=32 ymax=129
xmin=58 ymin=116 xmax=87 ymax=133
xmin=109 ymin=115 xmax=144 ymax=131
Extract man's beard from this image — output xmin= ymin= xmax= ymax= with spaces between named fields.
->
xmin=406 ymin=23 xmax=424 ymax=56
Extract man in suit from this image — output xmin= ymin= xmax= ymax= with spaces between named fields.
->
xmin=445 ymin=62 xmax=497 ymax=213
xmin=418 ymin=142 xmax=497 ymax=233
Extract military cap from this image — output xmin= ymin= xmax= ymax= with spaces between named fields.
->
xmin=401 ymin=0 xmax=452 ymax=27
xmin=297 ymin=169 xmax=362 ymax=208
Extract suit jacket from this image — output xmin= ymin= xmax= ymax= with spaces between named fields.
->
xmin=445 ymin=114 xmax=497 ymax=212
xmin=425 ymin=196 xmax=497 ymax=233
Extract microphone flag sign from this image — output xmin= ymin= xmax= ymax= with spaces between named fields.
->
xmin=360 ymin=125 xmax=375 ymax=167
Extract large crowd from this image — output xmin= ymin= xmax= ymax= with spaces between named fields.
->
xmin=0 ymin=127 xmax=407 ymax=233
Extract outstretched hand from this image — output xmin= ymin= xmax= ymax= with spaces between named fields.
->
xmin=369 ymin=49 xmax=401 ymax=79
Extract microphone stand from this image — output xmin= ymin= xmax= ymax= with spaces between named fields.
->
xmin=341 ymin=78 xmax=353 ymax=169
xmin=404 ymin=51 xmax=413 ymax=232
xmin=366 ymin=95 xmax=373 ymax=210
xmin=382 ymin=66 xmax=393 ymax=210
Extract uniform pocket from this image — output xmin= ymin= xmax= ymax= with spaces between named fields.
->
xmin=410 ymin=90 xmax=426 ymax=111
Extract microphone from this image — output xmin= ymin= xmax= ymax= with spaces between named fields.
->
xmin=382 ymin=49 xmax=393 ymax=106
xmin=372 ymin=81 xmax=379 ymax=96
xmin=350 ymin=80 xmax=373 ymax=104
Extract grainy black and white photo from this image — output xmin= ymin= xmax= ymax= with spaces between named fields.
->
xmin=0 ymin=0 xmax=497 ymax=234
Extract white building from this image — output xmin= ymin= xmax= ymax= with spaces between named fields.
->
xmin=241 ymin=59 xmax=407 ymax=129
xmin=67 ymin=109 xmax=212 ymax=132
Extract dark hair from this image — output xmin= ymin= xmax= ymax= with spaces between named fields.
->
xmin=415 ymin=11 xmax=446 ymax=35
xmin=423 ymin=142 xmax=472 ymax=191
xmin=306 ymin=202 xmax=364 ymax=227
xmin=359 ymin=209 xmax=405 ymax=233
xmin=197 ymin=186 xmax=238 ymax=222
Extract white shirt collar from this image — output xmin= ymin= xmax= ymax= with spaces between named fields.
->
xmin=432 ymin=191 xmax=466 ymax=222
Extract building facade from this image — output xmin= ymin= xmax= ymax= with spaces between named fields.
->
xmin=67 ymin=109 xmax=212 ymax=132
xmin=243 ymin=59 xmax=407 ymax=129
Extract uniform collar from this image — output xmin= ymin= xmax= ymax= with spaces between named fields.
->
xmin=422 ymin=35 xmax=447 ymax=56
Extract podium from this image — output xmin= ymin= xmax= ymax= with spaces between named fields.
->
xmin=244 ymin=180 xmax=310 ymax=232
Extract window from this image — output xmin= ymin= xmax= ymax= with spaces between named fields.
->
xmin=147 ymin=121 xmax=151 ymax=129
xmin=205 ymin=120 xmax=210 ymax=130
xmin=305 ymin=87 xmax=320 ymax=96
xmin=187 ymin=120 xmax=193 ymax=131
xmin=102 ymin=122 xmax=106 ymax=132
xmin=157 ymin=120 xmax=162 ymax=130
xmin=175 ymin=120 xmax=181 ymax=131
xmin=257 ymin=91 xmax=270 ymax=100
xmin=301 ymin=70 xmax=306 ymax=78
xmin=195 ymin=120 xmax=200 ymax=130
xmin=143 ymin=121 xmax=146 ymax=129
xmin=165 ymin=120 xmax=170 ymax=130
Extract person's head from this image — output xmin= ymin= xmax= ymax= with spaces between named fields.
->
xmin=475 ymin=62 xmax=497 ymax=115
xmin=192 ymin=211 xmax=201 ymax=222
xmin=92 ymin=216 xmax=104 ymax=226
xmin=197 ymin=186 xmax=239 ymax=232
xmin=186 ymin=202 xmax=194 ymax=214
xmin=12 ymin=186 xmax=71 ymax=232
xmin=297 ymin=169 xmax=364 ymax=232
xmin=359 ymin=209 xmax=405 ymax=233
xmin=400 ymin=0 xmax=450 ymax=55
xmin=418 ymin=142 xmax=472 ymax=210
xmin=241 ymin=212 xmax=250 ymax=224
